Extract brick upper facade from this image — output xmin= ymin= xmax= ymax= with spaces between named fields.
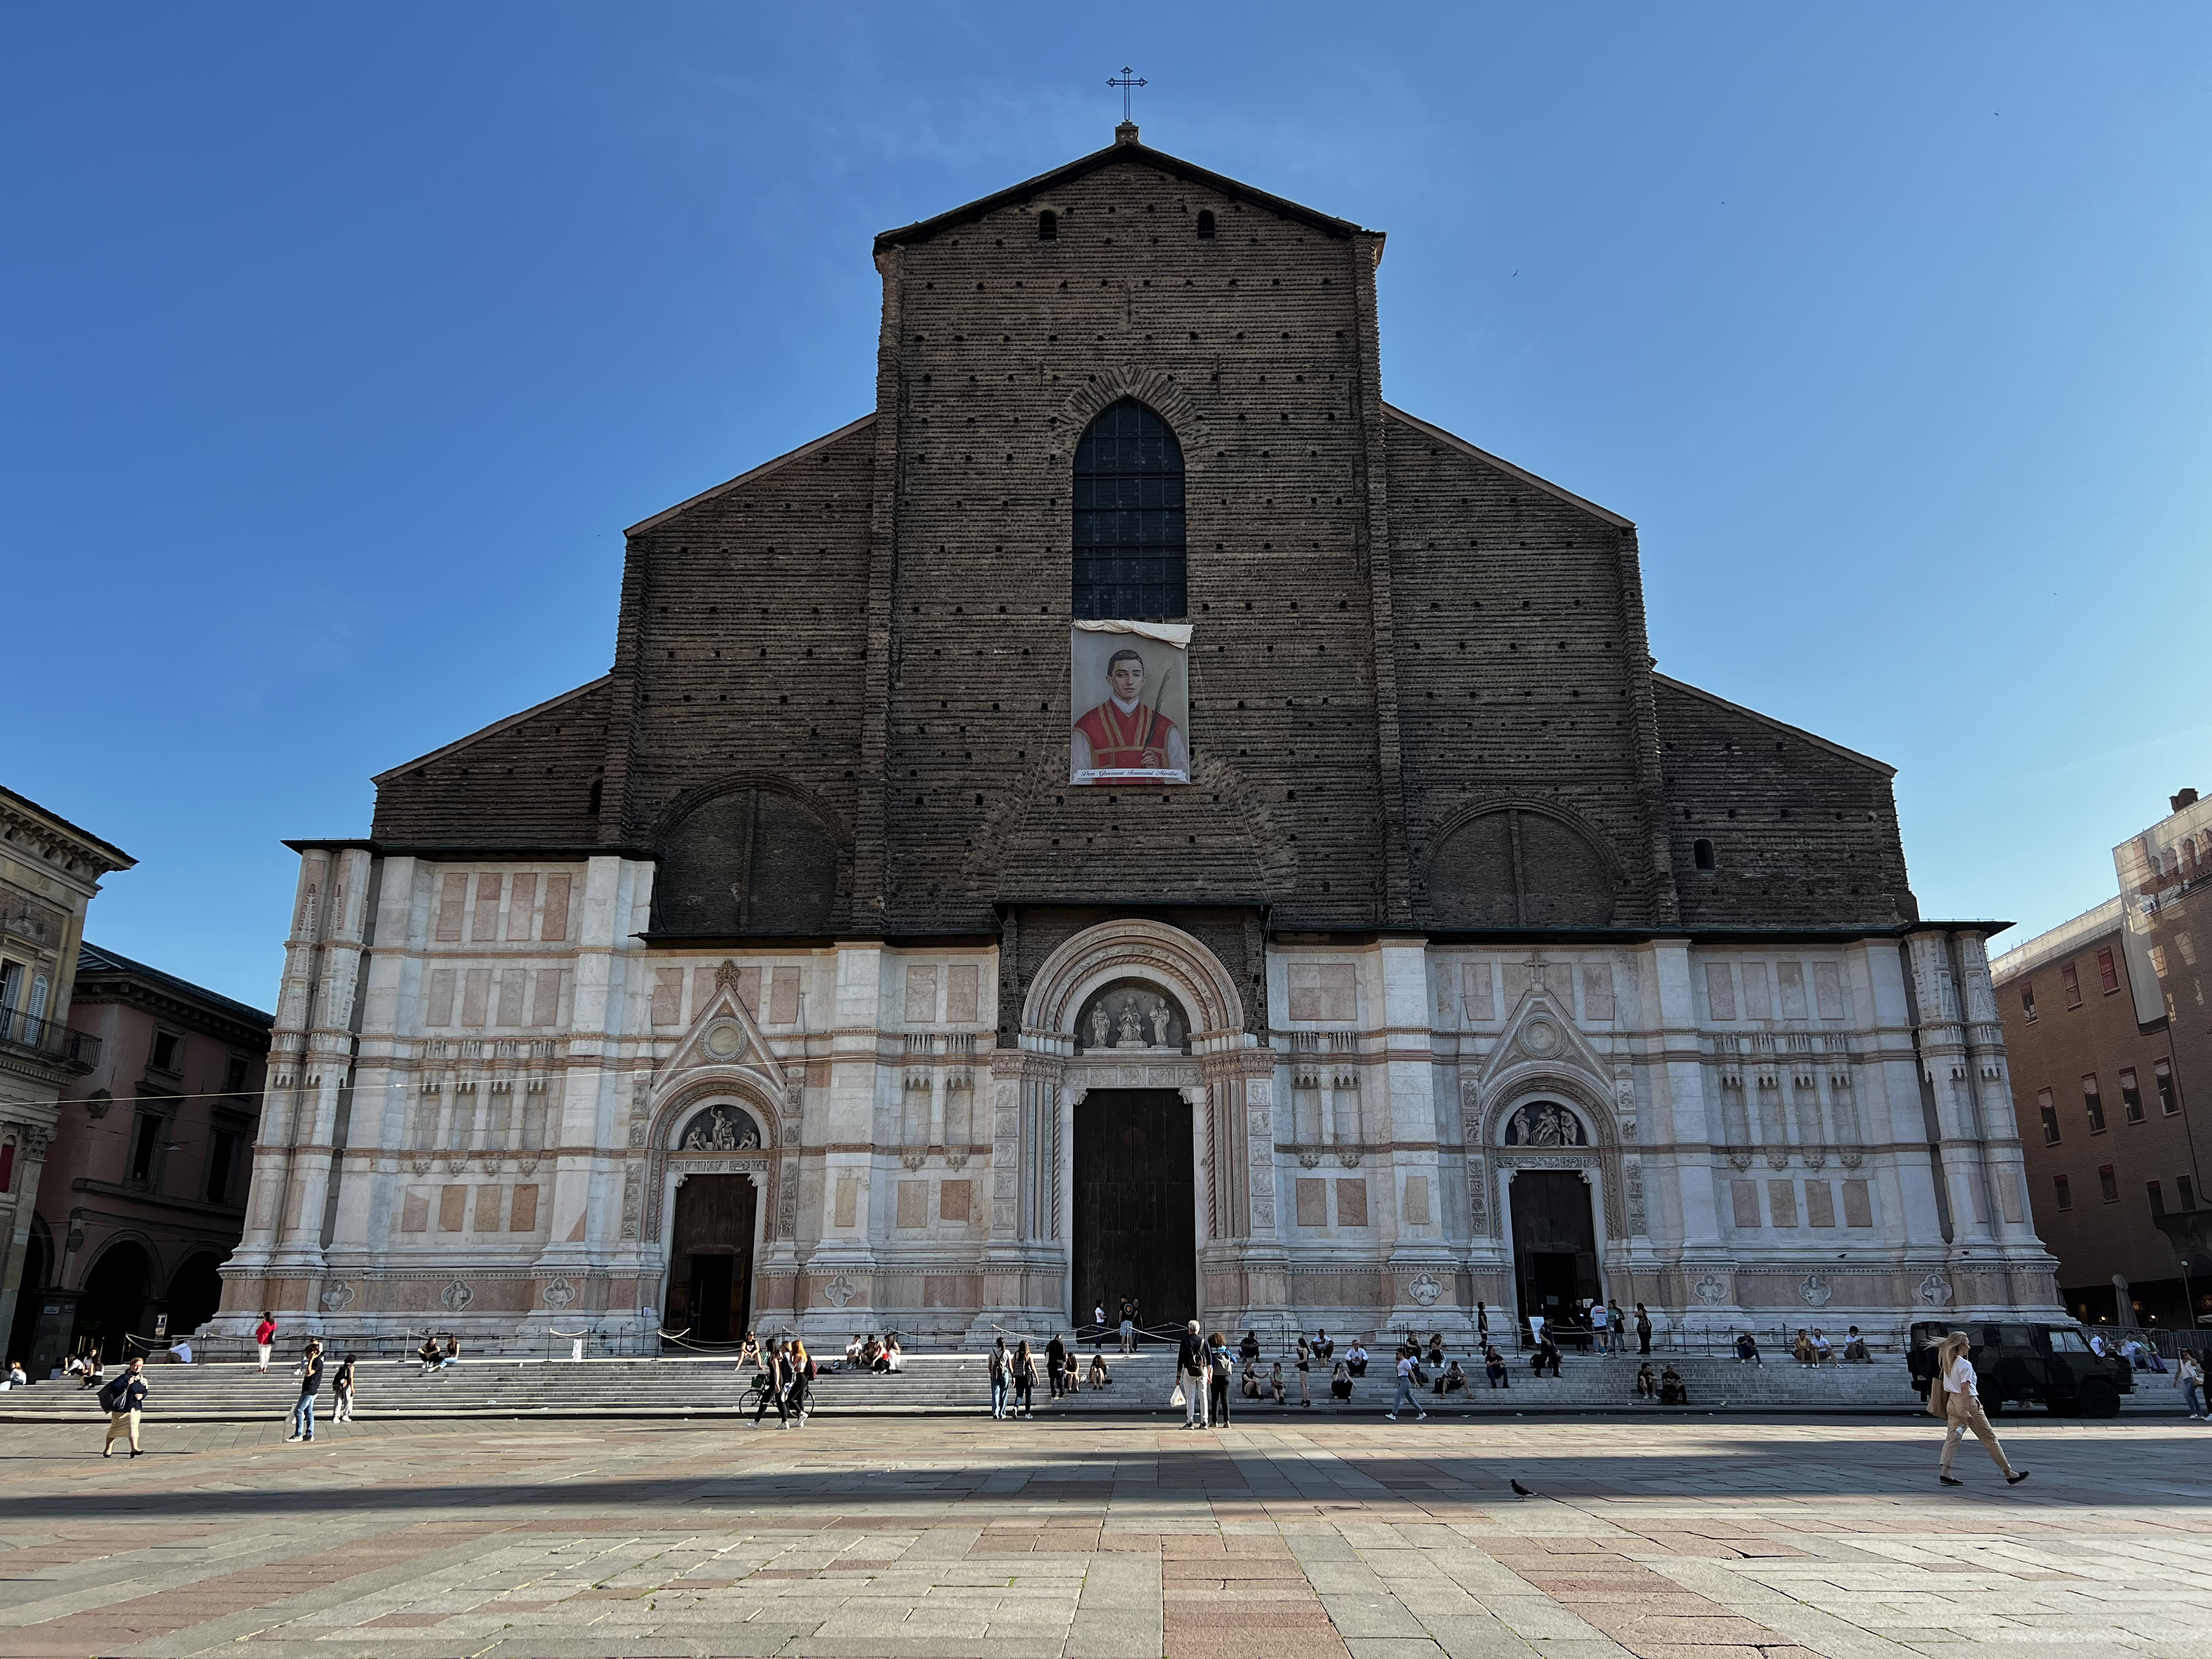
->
xmin=365 ymin=131 xmax=1920 ymax=961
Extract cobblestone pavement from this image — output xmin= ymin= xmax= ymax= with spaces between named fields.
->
xmin=3 ymin=1413 xmax=2207 ymax=1659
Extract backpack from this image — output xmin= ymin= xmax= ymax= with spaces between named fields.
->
xmin=97 ymin=1376 xmax=128 ymax=1413
xmin=1210 ymin=1349 xmax=1233 ymax=1380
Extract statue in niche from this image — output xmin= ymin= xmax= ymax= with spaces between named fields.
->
xmin=1150 ymin=1005 xmax=1171 ymax=1046
xmin=1116 ymin=1005 xmax=1146 ymax=1047
xmin=1088 ymin=1004 xmax=1112 ymax=1048
xmin=681 ymin=1105 xmax=761 ymax=1151
xmin=1507 ymin=1102 xmax=1585 ymax=1147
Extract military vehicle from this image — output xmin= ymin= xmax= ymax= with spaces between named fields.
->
xmin=1907 ymin=1319 xmax=2135 ymax=1417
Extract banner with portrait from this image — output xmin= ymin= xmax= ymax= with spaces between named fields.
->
xmin=1070 ymin=620 xmax=1191 ymax=785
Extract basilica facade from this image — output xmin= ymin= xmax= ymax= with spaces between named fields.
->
xmin=217 ymin=124 xmax=2059 ymax=1350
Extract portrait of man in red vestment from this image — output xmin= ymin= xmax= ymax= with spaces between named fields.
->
xmin=1071 ymin=637 xmax=1190 ymax=784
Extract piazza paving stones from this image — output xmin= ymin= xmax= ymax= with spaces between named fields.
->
xmin=1 ymin=1414 xmax=2207 ymax=1658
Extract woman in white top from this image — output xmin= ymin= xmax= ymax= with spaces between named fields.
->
xmin=1933 ymin=1331 xmax=2028 ymax=1488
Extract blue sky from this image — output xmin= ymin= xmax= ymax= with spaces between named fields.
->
xmin=4 ymin=4 xmax=2206 ymax=1008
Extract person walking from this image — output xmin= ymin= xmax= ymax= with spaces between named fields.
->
xmin=1295 ymin=1336 xmax=1312 ymax=1407
xmin=1119 ymin=1296 xmax=1138 ymax=1354
xmin=786 ymin=1339 xmax=813 ymax=1427
xmin=1046 ymin=1332 xmax=1068 ymax=1400
xmin=1386 ymin=1343 xmax=1429 ymax=1421
xmin=1206 ymin=1331 xmax=1232 ymax=1428
xmin=332 ymin=1354 xmax=358 ymax=1423
xmin=99 ymin=1358 xmax=149 ymax=1458
xmin=1931 ymin=1331 xmax=2027 ymax=1488
xmin=752 ymin=1339 xmax=791 ymax=1428
xmin=989 ymin=1337 xmax=1011 ymax=1420
xmin=1590 ymin=1300 xmax=1610 ymax=1354
xmin=2179 ymin=1349 xmax=2207 ymax=1420
xmin=1475 ymin=1302 xmax=1489 ymax=1346
xmin=286 ymin=1341 xmax=325 ymax=1443
xmin=254 ymin=1312 xmax=277 ymax=1373
xmin=1177 ymin=1321 xmax=1209 ymax=1430
xmin=1635 ymin=1303 xmax=1653 ymax=1356
xmin=1012 ymin=1340 xmax=1037 ymax=1418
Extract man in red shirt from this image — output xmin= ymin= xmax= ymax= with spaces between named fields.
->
xmin=254 ymin=1313 xmax=277 ymax=1374
xmin=1073 ymin=650 xmax=1186 ymax=781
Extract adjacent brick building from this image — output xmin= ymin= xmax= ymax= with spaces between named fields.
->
xmin=220 ymin=125 xmax=2060 ymax=1350
xmin=1995 ymin=789 xmax=2212 ymax=1330
xmin=9 ymin=945 xmax=272 ymax=1370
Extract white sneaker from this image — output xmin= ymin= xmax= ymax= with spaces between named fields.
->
xmin=284 ymin=1434 xmax=302 ymax=1442
xmin=1384 ymin=1413 xmax=1397 ymax=1421
xmin=1418 ymin=1412 xmax=1429 ymax=1420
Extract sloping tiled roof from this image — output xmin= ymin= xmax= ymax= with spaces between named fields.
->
xmin=76 ymin=942 xmax=273 ymax=1028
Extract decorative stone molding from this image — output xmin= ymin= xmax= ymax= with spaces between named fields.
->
xmin=1693 ymin=1271 xmax=1730 ymax=1307
xmin=321 ymin=1281 xmax=356 ymax=1312
xmin=1020 ymin=917 xmax=1246 ymax=1048
xmin=1406 ymin=1272 xmax=1443 ymax=1307
xmin=440 ymin=1280 xmax=474 ymax=1313
xmin=1918 ymin=1272 xmax=1954 ymax=1308
xmin=1800 ymin=1274 xmax=1832 ymax=1307
xmin=541 ymin=1277 xmax=577 ymax=1310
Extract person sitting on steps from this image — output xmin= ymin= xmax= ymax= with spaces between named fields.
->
xmin=1660 ymin=1364 xmax=1689 ymax=1405
xmin=1484 ymin=1344 xmax=1510 ymax=1389
xmin=1635 ymin=1362 xmax=1658 ymax=1399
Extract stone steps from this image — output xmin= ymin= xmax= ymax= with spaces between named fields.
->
xmin=7 ymin=1349 xmax=2159 ymax=1421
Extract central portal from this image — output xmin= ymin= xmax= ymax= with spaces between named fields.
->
xmin=664 ymin=1173 xmax=757 ymax=1343
xmin=1072 ymin=1089 xmax=1196 ymax=1331
xmin=1510 ymin=1169 xmax=1600 ymax=1332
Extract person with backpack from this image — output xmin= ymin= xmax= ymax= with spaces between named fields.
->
xmin=287 ymin=1340 xmax=325 ymax=1443
xmin=1176 ymin=1321 xmax=1208 ymax=1429
xmin=988 ymin=1337 xmax=1011 ymax=1419
xmin=1046 ymin=1332 xmax=1067 ymax=1400
xmin=100 ymin=1358 xmax=149 ymax=1458
xmin=1206 ymin=1331 xmax=1233 ymax=1427
xmin=254 ymin=1312 xmax=277 ymax=1373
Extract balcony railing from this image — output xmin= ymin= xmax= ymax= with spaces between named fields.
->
xmin=0 ymin=1005 xmax=101 ymax=1069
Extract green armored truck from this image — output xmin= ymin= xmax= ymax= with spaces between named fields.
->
xmin=1908 ymin=1320 xmax=2135 ymax=1418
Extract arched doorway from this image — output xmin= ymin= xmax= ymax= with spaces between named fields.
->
xmin=76 ymin=1241 xmax=150 ymax=1363
xmin=1072 ymin=1091 xmax=1196 ymax=1331
xmin=166 ymin=1253 xmax=227 ymax=1337
xmin=664 ymin=1176 xmax=758 ymax=1344
xmin=1503 ymin=1100 xmax=1602 ymax=1335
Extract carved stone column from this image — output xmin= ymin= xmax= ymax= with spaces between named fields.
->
xmin=967 ymin=1041 xmax=1063 ymax=1341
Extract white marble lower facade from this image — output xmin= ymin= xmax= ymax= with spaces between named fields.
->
xmin=216 ymin=847 xmax=2062 ymax=1349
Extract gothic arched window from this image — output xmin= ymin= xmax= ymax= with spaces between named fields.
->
xmin=1072 ymin=399 xmax=1186 ymax=619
